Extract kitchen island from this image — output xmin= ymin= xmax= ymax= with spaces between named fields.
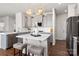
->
xmin=16 ymin=32 xmax=52 ymax=56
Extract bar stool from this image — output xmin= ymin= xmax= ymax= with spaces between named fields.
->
xmin=28 ymin=45 xmax=44 ymax=56
xmin=13 ymin=42 xmax=27 ymax=56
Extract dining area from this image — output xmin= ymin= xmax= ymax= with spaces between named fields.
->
xmin=13 ymin=30 xmax=52 ymax=56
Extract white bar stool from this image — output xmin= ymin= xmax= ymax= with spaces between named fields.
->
xmin=13 ymin=42 xmax=27 ymax=56
xmin=28 ymin=45 xmax=44 ymax=56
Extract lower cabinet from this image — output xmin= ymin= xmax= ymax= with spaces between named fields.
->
xmin=0 ymin=32 xmax=28 ymax=50
xmin=0 ymin=34 xmax=17 ymax=50
xmin=7 ymin=34 xmax=17 ymax=48
xmin=1 ymin=34 xmax=7 ymax=49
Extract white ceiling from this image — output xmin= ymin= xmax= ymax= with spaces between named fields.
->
xmin=0 ymin=3 xmax=76 ymax=16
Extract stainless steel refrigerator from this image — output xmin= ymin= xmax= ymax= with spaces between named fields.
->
xmin=66 ymin=16 xmax=79 ymax=56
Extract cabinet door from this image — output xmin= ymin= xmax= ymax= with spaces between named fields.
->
xmin=32 ymin=16 xmax=42 ymax=27
xmin=7 ymin=34 xmax=14 ymax=48
xmin=43 ymin=15 xmax=52 ymax=27
xmin=1 ymin=34 xmax=7 ymax=49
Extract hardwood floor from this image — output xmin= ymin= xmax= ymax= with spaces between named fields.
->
xmin=0 ymin=40 xmax=68 ymax=56
xmin=48 ymin=40 xmax=68 ymax=56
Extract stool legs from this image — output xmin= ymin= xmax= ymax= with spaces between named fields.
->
xmin=14 ymin=48 xmax=15 ymax=56
xmin=19 ymin=50 xmax=22 ymax=56
xmin=13 ymin=48 xmax=22 ymax=56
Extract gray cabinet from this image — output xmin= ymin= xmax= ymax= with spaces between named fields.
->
xmin=0 ymin=34 xmax=17 ymax=50
xmin=7 ymin=34 xmax=17 ymax=48
xmin=0 ymin=32 xmax=28 ymax=50
xmin=1 ymin=34 xmax=7 ymax=49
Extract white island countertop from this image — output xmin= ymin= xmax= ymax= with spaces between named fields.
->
xmin=16 ymin=33 xmax=51 ymax=41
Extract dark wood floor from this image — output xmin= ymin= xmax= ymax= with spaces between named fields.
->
xmin=0 ymin=40 xmax=68 ymax=56
xmin=48 ymin=40 xmax=68 ymax=56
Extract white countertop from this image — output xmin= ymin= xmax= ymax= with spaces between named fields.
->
xmin=0 ymin=31 xmax=28 ymax=35
xmin=0 ymin=32 xmax=18 ymax=34
xmin=16 ymin=33 xmax=51 ymax=41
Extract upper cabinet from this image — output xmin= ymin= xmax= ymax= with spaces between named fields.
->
xmin=16 ymin=11 xmax=53 ymax=28
xmin=16 ymin=12 xmax=24 ymax=32
xmin=16 ymin=12 xmax=30 ymax=32
xmin=15 ymin=9 xmax=56 ymax=33
xmin=43 ymin=14 xmax=52 ymax=27
xmin=32 ymin=15 xmax=42 ymax=27
xmin=0 ymin=16 xmax=15 ymax=32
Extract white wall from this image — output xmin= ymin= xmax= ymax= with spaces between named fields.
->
xmin=56 ymin=13 xmax=67 ymax=40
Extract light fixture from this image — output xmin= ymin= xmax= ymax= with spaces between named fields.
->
xmin=26 ymin=8 xmax=44 ymax=16
xmin=36 ymin=8 xmax=44 ymax=15
xmin=26 ymin=9 xmax=32 ymax=16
